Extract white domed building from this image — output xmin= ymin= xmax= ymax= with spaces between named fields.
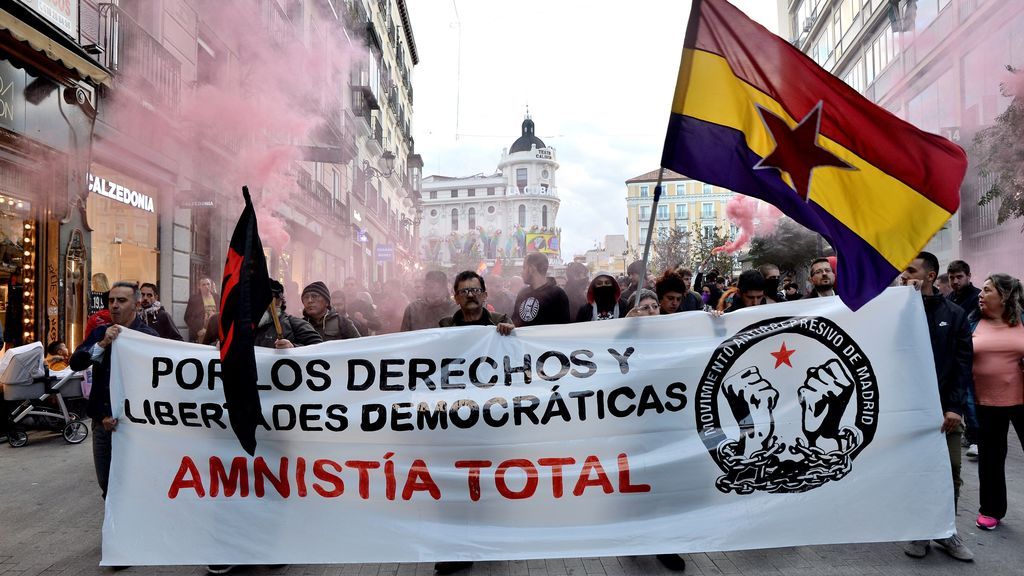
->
xmin=419 ymin=115 xmax=562 ymax=272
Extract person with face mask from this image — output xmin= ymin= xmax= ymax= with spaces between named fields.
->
xmin=757 ymin=263 xmax=784 ymax=303
xmin=575 ymin=273 xmax=627 ymax=321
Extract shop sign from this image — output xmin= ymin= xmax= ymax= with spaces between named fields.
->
xmin=0 ymin=60 xmax=26 ymax=133
xmin=375 ymin=244 xmax=394 ymax=262
xmin=88 ymin=173 xmax=156 ymax=213
xmin=22 ymin=0 xmax=79 ymax=38
xmin=535 ymin=149 xmax=552 ymax=159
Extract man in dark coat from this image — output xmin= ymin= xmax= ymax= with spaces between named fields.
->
xmin=301 ymin=281 xmax=359 ymax=341
xmin=138 ymin=282 xmax=183 ymax=340
xmin=70 ymin=281 xmax=158 ymax=499
xmin=254 ymin=280 xmax=322 ymax=348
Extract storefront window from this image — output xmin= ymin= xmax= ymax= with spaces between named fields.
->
xmin=85 ymin=165 xmax=159 ymax=286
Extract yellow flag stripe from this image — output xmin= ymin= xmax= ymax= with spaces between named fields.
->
xmin=674 ymin=49 xmax=952 ymax=270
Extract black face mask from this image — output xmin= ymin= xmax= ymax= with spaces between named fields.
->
xmin=594 ymin=285 xmax=617 ymax=308
xmin=764 ymin=278 xmax=780 ymax=298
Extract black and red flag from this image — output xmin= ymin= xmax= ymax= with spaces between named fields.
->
xmin=219 ymin=186 xmax=272 ymax=455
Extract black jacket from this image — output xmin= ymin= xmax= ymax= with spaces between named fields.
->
xmin=254 ymin=310 xmax=323 ymax=348
xmin=439 ymin=309 xmax=511 ymax=327
xmin=304 ymin=309 xmax=360 ymax=341
xmin=512 ymin=278 xmax=570 ymax=327
xmin=922 ymin=293 xmax=972 ymax=417
xmin=70 ymin=318 xmax=159 ymax=420
xmin=948 ymin=283 xmax=981 ymax=325
xmin=139 ymin=303 xmax=183 ymax=341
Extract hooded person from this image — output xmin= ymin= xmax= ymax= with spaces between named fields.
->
xmin=575 ymin=273 xmax=626 ymax=321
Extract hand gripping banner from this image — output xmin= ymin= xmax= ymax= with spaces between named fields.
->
xmin=103 ymin=288 xmax=954 ymax=565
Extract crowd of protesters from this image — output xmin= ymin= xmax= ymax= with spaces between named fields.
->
xmin=2 ymin=249 xmax=1021 ymax=575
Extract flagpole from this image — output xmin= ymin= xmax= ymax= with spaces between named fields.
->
xmin=635 ymin=173 xmax=665 ymax=308
xmin=636 ymin=0 xmax=704 ymax=309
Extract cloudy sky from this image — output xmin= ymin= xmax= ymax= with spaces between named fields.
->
xmin=406 ymin=0 xmax=780 ymax=261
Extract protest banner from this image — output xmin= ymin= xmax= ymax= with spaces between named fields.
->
xmin=103 ymin=287 xmax=954 ymax=565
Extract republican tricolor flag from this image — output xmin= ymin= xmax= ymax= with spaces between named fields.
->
xmin=219 ymin=186 xmax=273 ymax=455
xmin=663 ymin=0 xmax=967 ymax=310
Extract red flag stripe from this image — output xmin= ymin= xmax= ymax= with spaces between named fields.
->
xmin=692 ymin=0 xmax=964 ymax=214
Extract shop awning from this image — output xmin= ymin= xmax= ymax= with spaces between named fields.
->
xmin=0 ymin=7 xmax=111 ymax=88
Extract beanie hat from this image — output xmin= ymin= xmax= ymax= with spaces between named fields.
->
xmin=302 ymin=281 xmax=332 ymax=304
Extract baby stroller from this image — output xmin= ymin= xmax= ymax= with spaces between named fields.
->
xmin=1 ymin=342 xmax=88 ymax=448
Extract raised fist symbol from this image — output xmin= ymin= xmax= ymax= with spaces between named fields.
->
xmin=798 ymin=359 xmax=856 ymax=451
xmin=722 ymin=367 xmax=780 ymax=458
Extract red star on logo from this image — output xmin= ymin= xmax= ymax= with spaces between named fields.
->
xmin=754 ymin=102 xmax=855 ymax=202
xmin=770 ymin=342 xmax=796 ymax=368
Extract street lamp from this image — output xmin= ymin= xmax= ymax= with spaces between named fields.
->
xmin=363 ymin=150 xmax=396 ymax=179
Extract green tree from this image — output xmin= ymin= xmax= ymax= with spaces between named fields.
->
xmin=691 ymin=225 xmax=735 ymax=277
xmin=746 ymin=217 xmax=832 ymax=279
xmin=973 ymin=66 xmax=1024 ymax=230
xmin=650 ymin=227 xmax=693 ymax=275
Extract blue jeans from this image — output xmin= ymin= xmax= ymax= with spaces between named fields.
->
xmin=964 ymin=380 xmax=981 ymax=445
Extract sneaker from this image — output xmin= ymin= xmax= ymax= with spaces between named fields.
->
xmin=206 ymin=566 xmax=236 ymax=575
xmin=977 ymin=514 xmax=999 ymax=530
xmin=933 ymin=534 xmax=974 ymax=562
xmin=434 ymin=561 xmax=473 ymax=575
xmin=904 ymin=540 xmax=929 ymax=558
xmin=966 ymin=444 xmax=978 ymax=460
xmin=656 ymin=554 xmax=687 ymax=571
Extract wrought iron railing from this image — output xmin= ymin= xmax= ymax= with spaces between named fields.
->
xmin=96 ymin=3 xmax=181 ymax=112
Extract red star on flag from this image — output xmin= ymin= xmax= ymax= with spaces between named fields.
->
xmin=770 ymin=342 xmax=796 ymax=368
xmin=754 ymin=102 xmax=855 ymax=202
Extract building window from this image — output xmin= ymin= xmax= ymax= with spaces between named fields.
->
xmin=518 ymin=204 xmax=526 ymax=226
xmin=468 ymin=207 xmax=476 ymax=229
xmin=702 ymin=183 xmax=713 ymax=195
xmin=703 ymin=225 xmax=715 ymax=240
xmin=640 ymin=185 xmax=649 ymax=197
xmin=657 ymin=205 xmax=669 ymax=220
xmin=487 ymin=187 xmax=495 ymax=196
xmin=452 ymin=208 xmax=459 ymax=231
xmin=640 ymin=227 xmax=649 ymax=241
xmin=516 ymin=168 xmax=528 ymax=192
xmin=542 ymin=205 xmax=548 ymax=227
xmin=468 ymin=189 xmax=476 ymax=197
xmin=640 ymin=205 xmax=650 ymax=220
xmin=451 ymin=190 xmax=458 ymax=199
xmin=675 ymin=204 xmax=688 ymax=219
xmin=429 ymin=190 xmax=437 ymax=199
xmin=658 ymin=226 xmax=669 ymax=240
xmin=702 ymin=202 xmax=714 ymax=219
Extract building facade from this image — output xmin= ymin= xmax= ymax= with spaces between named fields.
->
xmin=625 ymin=169 xmax=736 ymax=257
xmin=785 ymin=0 xmax=1024 ymax=278
xmin=419 ymin=115 xmax=561 ymax=272
xmin=0 ymin=0 xmax=423 ymax=350
xmin=580 ymin=234 xmax=629 ymax=276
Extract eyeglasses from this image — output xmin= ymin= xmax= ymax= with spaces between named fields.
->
xmin=636 ymin=304 xmax=660 ymax=312
xmin=456 ymin=287 xmax=483 ymax=296
xmin=810 ymin=268 xmax=831 ymax=276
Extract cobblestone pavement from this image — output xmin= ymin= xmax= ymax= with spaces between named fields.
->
xmin=1 ymin=427 xmax=1021 ymax=576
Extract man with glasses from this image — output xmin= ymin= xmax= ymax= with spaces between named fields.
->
xmin=439 ymin=271 xmax=514 ymax=335
xmin=806 ymin=257 xmax=837 ymax=298
xmin=434 ymin=271 xmax=512 ymax=575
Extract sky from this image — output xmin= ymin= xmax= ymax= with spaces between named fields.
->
xmin=406 ymin=0 xmax=780 ymax=262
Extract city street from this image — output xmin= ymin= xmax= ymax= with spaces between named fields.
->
xmin=1 ymin=427 xmax=1021 ymax=576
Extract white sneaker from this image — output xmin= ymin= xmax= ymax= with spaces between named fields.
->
xmin=966 ymin=444 xmax=978 ymax=460
xmin=933 ymin=534 xmax=974 ymax=562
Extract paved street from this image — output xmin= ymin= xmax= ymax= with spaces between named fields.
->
xmin=1 ymin=427 xmax=1021 ymax=576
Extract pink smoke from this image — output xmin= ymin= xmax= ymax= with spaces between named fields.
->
xmin=713 ymin=195 xmax=783 ymax=254
xmin=106 ymin=0 xmax=363 ymax=251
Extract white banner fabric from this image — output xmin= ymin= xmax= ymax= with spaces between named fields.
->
xmin=103 ymin=287 xmax=955 ymax=565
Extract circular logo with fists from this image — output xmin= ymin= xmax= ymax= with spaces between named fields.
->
xmin=696 ymin=317 xmax=878 ymax=494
